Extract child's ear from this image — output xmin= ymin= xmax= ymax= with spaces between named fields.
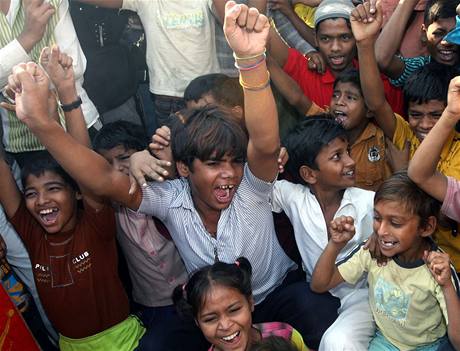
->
xmin=420 ymin=24 xmax=428 ymax=46
xmin=299 ymin=165 xmax=317 ymax=185
xmin=176 ymin=161 xmax=190 ymax=177
xmin=420 ymin=216 xmax=437 ymax=237
xmin=231 ymin=105 xmax=244 ymax=121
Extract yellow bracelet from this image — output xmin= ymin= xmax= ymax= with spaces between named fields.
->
xmin=233 ymin=49 xmax=267 ymax=61
xmin=239 ymin=71 xmax=271 ymax=91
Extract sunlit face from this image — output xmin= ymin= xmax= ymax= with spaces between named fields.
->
xmin=373 ymin=200 xmax=434 ymax=262
xmin=97 ymin=145 xmax=136 ymax=176
xmin=310 ymin=137 xmax=356 ymax=190
xmin=178 ymin=154 xmax=244 ymax=218
xmin=407 ymin=99 xmax=446 ymax=141
xmin=186 ymin=94 xmax=217 ymax=110
xmin=316 ymin=18 xmax=356 ymax=75
xmin=423 ymin=18 xmax=459 ymax=66
xmin=330 ymin=81 xmax=368 ymax=132
xmin=24 ymin=171 xmax=79 ymax=234
xmin=196 ymin=285 xmax=255 ymax=351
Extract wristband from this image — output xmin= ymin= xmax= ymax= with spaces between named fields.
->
xmin=60 ymin=96 xmax=82 ymax=112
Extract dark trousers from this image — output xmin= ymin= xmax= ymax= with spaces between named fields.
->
xmin=253 ymin=269 xmax=340 ymax=350
xmin=149 ymin=93 xmax=186 ymax=129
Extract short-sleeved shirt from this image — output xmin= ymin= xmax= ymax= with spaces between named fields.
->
xmin=138 ymin=164 xmax=296 ymax=304
xmin=393 ymin=114 xmax=460 ymax=269
xmin=271 ymin=181 xmax=374 ymax=299
xmin=389 ymin=55 xmax=431 ymax=88
xmin=9 ymin=202 xmax=129 ymax=339
xmin=338 ymin=242 xmax=460 ymax=350
xmin=283 ymin=48 xmax=405 ymax=116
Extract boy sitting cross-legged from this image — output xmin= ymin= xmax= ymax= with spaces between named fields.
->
xmin=311 ymin=170 xmax=460 ymax=350
xmin=7 ymin=2 xmax=339 ymax=348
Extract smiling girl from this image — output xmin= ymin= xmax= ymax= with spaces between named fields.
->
xmin=173 ymin=257 xmax=309 ymax=351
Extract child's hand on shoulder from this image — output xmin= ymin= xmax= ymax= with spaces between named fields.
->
xmin=223 ymin=1 xmax=270 ymax=58
xmin=350 ymin=0 xmax=383 ymax=44
xmin=128 ymin=150 xmax=171 ymax=194
xmin=424 ymin=250 xmax=452 ymax=287
xmin=329 ymin=216 xmax=355 ymax=247
xmin=149 ymin=125 xmax=172 ymax=160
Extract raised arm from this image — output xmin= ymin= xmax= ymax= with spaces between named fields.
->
xmin=213 ymin=0 xmax=267 ymax=23
xmin=224 ymin=2 xmax=279 ymax=182
xmin=375 ymin=0 xmax=418 ymax=78
xmin=0 ymin=154 xmax=22 ymax=219
xmin=311 ymin=216 xmax=354 ymax=292
xmin=9 ymin=62 xmax=158 ymax=211
xmin=407 ymin=77 xmax=460 ymax=201
xmin=352 ymin=1 xmax=397 ymax=140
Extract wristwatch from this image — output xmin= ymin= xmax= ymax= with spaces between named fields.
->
xmin=60 ymin=96 xmax=82 ymax=112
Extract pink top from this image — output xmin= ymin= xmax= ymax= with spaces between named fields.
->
xmin=441 ymin=176 xmax=460 ymax=223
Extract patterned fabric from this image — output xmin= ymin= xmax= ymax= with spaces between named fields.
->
xmin=0 ymin=0 xmax=65 ymax=153
xmin=389 ymin=55 xmax=431 ymax=88
xmin=139 ymin=163 xmax=296 ymax=304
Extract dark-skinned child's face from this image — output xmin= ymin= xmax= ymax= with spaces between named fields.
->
xmin=423 ymin=17 xmax=459 ymax=66
xmin=373 ymin=200 xmax=435 ymax=263
xmin=177 ymin=153 xmax=244 ymax=216
xmin=315 ymin=18 xmax=356 ymax=75
xmin=407 ymin=99 xmax=447 ymax=141
xmin=98 ymin=145 xmax=136 ymax=177
xmin=309 ymin=137 xmax=356 ymax=191
xmin=330 ymin=81 xmax=369 ymax=134
xmin=24 ymin=171 xmax=80 ymax=234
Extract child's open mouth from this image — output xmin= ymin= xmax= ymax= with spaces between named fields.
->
xmin=221 ymin=330 xmax=241 ymax=344
xmin=39 ymin=208 xmax=59 ymax=225
xmin=380 ymin=239 xmax=398 ymax=249
xmin=334 ymin=110 xmax=347 ymax=125
xmin=329 ymin=55 xmax=345 ymax=66
xmin=214 ymin=185 xmax=235 ymax=204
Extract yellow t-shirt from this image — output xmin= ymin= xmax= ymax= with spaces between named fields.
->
xmin=338 ymin=245 xmax=453 ymax=351
xmin=293 ymin=3 xmax=316 ymax=28
xmin=393 ymin=114 xmax=460 ymax=270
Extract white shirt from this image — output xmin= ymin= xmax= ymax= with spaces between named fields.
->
xmin=122 ymin=0 xmax=221 ymax=97
xmin=271 ymin=180 xmax=375 ymax=299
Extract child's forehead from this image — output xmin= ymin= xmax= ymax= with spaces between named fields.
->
xmin=408 ymin=99 xmax=447 ymax=111
xmin=24 ymin=170 xmax=66 ymax=187
xmin=374 ymin=199 xmax=417 ymax=218
xmin=334 ymin=81 xmax=361 ymax=94
xmin=316 ymin=18 xmax=352 ymax=35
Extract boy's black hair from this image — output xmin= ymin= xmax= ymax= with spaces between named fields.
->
xmin=250 ymin=336 xmax=298 ymax=351
xmin=172 ymin=257 xmax=252 ymax=319
xmin=283 ymin=114 xmax=347 ymax=184
xmin=424 ymin=0 xmax=459 ymax=26
xmin=171 ymin=106 xmax=248 ymax=171
xmin=21 ymin=151 xmax=79 ymax=192
xmin=403 ymin=62 xmax=457 ymax=112
xmin=374 ymin=170 xmax=441 ymax=228
xmin=183 ymin=73 xmax=228 ymax=103
xmin=92 ymin=120 xmax=148 ymax=152
xmin=333 ymin=68 xmax=362 ymax=96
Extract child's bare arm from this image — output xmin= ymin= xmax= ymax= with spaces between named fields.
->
xmin=39 ymin=45 xmax=91 ymax=148
xmin=267 ymin=56 xmax=313 ymax=115
xmin=310 ymin=216 xmax=353 ymax=292
xmin=375 ymin=0 xmax=418 ymax=78
xmin=9 ymin=62 xmax=156 ymax=210
xmin=352 ymin=1 xmax=397 ymax=140
xmin=425 ymin=251 xmax=460 ymax=349
xmin=224 ymin=2 xmax=279 ymax=182
xmin=0 ymin=155 xmax=22 ymax=219
xmin=407 ymin=77 xmax=460 ymax=202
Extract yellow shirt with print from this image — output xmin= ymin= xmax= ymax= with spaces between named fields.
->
xmin=393 ymin=114 xmax=460 ymax=270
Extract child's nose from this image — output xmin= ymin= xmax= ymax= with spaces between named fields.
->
xmin=220 ymin=163 xmax=235 ymax=178
xmin=217 ymin=316 xmax=233 ymax=331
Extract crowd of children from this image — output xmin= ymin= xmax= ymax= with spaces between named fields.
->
xmin=0 ymin=0 xmax=460 ymax=350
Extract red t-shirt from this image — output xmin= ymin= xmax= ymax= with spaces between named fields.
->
xmin=10 ymin=202 xmax=129 ymax=338
xmin=283 ymin=48 xmax=405 ymax=116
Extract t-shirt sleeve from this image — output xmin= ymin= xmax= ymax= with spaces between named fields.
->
xmin=138 ymin=180 xmax=182 ymax=221
xmin=8 ymin=201 xmax=38 ymax=249
xmin=441 ymin=176 xmax=460 ymax=223
xmin=337 ymin=246 xmax=371 ymax=285
xmin=121 ymin=0 xmax=138 ymax=11
xmin=389 ymin=55 xmax=430 ymax=88
xmin=291 ymin=328 xmax=309 ymax=351
xmin=270 ymin=180 xmax=292 ymax=213
xmin=392 ymin=114 xmax=416 ymax=150
xmin=243 ymin=163 xmax=276 ymax=200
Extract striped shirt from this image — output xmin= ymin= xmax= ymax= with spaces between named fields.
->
xmin=139 ymin=163 xmax=296 ymax=304
xmin=389 ymin=55 xmax=431 ymax=88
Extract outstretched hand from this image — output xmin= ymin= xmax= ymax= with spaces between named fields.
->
xmin=128 ymin=150 xmax=171 ymax=194
xmin=7 ymin=62 xmax=51 ymax=129
xmin=224 ymin=1 xmax=270 ymax=58
xmin=329 ymin=216 xmax=355 ymax=248
xmin=40 ymin=45 xmax=75 ymax=92
xmin=350 ymin=0 xmax=383 ymax=44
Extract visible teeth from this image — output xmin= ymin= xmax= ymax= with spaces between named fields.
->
xmin=344 ymin=170 xmax=354 ymax=176
xmin=380 ymin=239 xmax=397 ymax=248
xmin=334 ymin=111 xmax=346 ymax=116
xmin=219 ymin=185 xmax=234 ymax=190
xmin=222 ymin=331 xmax=239 ymax=341
xmin=39 ymin=208 xmax=55 ymax=215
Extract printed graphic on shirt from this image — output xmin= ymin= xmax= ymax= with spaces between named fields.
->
xmin=374 ymin=276 xmax=410 ymax=325
xmin=368 ymin=146 xmax=381 ymax=162
xmin=163 ymin=11 xmax=204 ymax=29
